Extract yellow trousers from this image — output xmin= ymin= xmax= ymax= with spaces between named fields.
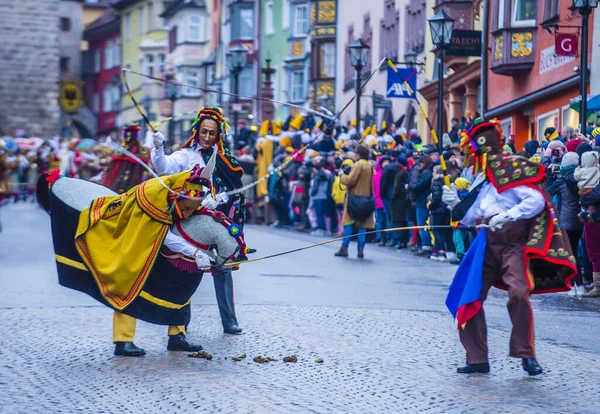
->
xmin=112 ymin=312 xmax=185 ymax=343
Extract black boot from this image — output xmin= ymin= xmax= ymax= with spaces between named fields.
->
xmin=224 ymin=325 xmax=243 ymax=335
xmin=522 ymin=358 xmax=543 ymax=376
xmin=457 ymin=362 xmax=490 ymax=374
xmin=167 ymin=333 xmax=203 ymax=352
xmin=334 ymin=247 xmax=348 ymax=257
xmin=114 ymin=342 xmax=146 ymax=357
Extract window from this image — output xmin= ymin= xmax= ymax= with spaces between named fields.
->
xmin=148 ymin=2 xmax=154 ymax=30
xmin=113 ymin=40 xmax=121 ymax=67
xmin=500 ymin=117 xmax=513 ymax=138
xmin=92 ymin=93 xmax=99 ymax=113
xmin=239 ymin=67 xmax=253 ymax=97
xmin=282 ymin=0 xmax=290 ymax=29
xmin=188 ymin=15 xmax=203 ymax=41
xmin=104 ymin=41 xmax=113 ymax=70
xmin=497 ymin=0 xmax=505 ymax=29
xmin=60 ymin=56 xmax=70 ymax=72
xmin=125 ymin=13 xmax=131 ymax=41
xmin=60 ymin=17 xmax=71 ymax=32
xmin=158 ymin=54 xmax=166 ymax=75
xmin=138 ymin=6 xmax=145 ymax=35
xmin=162 ymin=1 xmax=170 ymax=29
xmin=112 ymin=85 xmax=120 ymax=111
xmin=145 ymin=55 xmax=154 ymax=77
xmin=320 ymin=43 xmax=335 ymax=78
xmin=543 ymin=0 xmax=559 ymax=23
xmin=293 ymin=5 xmax=308 ymax=37
xmin=512 ymin=0 xmax=536 ymax=27
xmin=290 ymin=70 xmax=304 ymax=102
xmin=184 ymin=69 xmax=201 ymax=97
xmin=536 ymin=109 xmax=559 ymax=141
xmin=103 ymin=87 xmax=112 ymax=113
xmin=93 ymin=50 xmax=100 ymax=73
xmin=265 ymin=2 xmax=274 ymax=35
xmin=240 ymin=8 xmax=253 ymax=39
xmin=562 ymin=105 xmax=579 ymax=131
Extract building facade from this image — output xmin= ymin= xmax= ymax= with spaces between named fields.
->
xmin=335 ymin=0 xmax=420 ymax=130
xmin=162 ymin=0 xmax=213 ymax=144
xmin=260 ymin=0 xmax=292 ymax=120
xmin=113 ymin=0 xmax=169 ymax=130
xmin=83 ymin=8 xmax=122 ymax=139
xmin=0 ymin=0 xmax=60 ymax=136
xmin=484 ymin=0 xmax=594 ymax=150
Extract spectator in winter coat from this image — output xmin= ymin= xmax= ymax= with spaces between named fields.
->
xmin=408 ymin=155 xmax=434 ymax=255
xmin=390 ymin=156 xmax=410 ymax=248
xmin=546 ymin=152 xmax=585 ymax=294
xmin=374 ymin=155 xmax=390 ymax=244
xmin=428 ymin=165 xmax=455 ymax=262
xmin=523 ymin=140 xmax=540 ymax=157
xmin=310 ymin=157 xmax=334 ymax=236
xmin=380 ymin=152 xmax=401 ymax=246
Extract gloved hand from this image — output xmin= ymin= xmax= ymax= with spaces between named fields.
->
xmin=194 ymin=249 xmax=213 ymax=269
xmin=201 ymin=194 xmax=219 ymax=210
xmin=152 ymin=131 xmax=165 ymax=148
xmin=488 ymin=212 xmax=512 ymax=230
xmin=215 ymin=192 xmax=229 ymax=204
xmin=442 ymin=184 xmax=460 ymax=209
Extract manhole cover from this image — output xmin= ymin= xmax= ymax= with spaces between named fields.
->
xmin=260 ymin=273 xmax=320 ymax=278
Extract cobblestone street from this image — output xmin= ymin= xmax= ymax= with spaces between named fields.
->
xmin=2 ymin=203 xmax=600 ymax=413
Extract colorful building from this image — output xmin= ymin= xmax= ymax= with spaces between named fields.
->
xmin=419 ymin=0 xmax=483 ymax=142
xmin=161 ymin=0 xmax=213 ymax=143
xmin=484 ymin=0 xmax=594 ymax=150
xmin=259 ymin=0 xmax=291 ymax=120
xmin=113 ymin=0 xmax=169 ymax=130
xmin=82 ymin=7 xmax=122 ymax=139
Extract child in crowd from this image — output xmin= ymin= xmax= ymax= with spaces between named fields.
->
xmin=449 ymin=177 xmax=471 ymax=265
xmin=428 ymin=165 xmax=455 ymax=262
xmin=574 ymin=151 xmax=600 ymax=222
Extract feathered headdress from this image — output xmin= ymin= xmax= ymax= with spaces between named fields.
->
xmin=459 ymin=118 xmax=504 ymax=178
xmin=183 ymin=107 xmax=229 ymax=153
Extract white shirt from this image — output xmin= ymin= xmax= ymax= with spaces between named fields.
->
xmin=461 ymin=173 xmax=546 ymax=226
xmin=151 ymin=144 xmax=211 ymax=258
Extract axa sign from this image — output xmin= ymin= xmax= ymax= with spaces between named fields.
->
xmin=386 ymin=67 xmax=417 ymax=99
xmin=555 ymin=33 xmax=578 ymax=57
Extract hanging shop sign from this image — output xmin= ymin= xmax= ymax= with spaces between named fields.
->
xmin=446 ymin=30 xmax=482 ymax=57
xmin=555 ymin=33 xmax=578 ymax=57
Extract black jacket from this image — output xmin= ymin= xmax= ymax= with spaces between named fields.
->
xmin=546 ymin=167 xmax=582 ymax=231
xmin=408 ymin=168 xmax=432 ymax=208
xmin=380 ymin=162 xmax=400 ymax=200
xmin=428 ymin=176 xmax=448 ymax=215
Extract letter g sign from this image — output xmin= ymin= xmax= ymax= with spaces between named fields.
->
xmin=555 ymin=33 xmax=578 ymax=57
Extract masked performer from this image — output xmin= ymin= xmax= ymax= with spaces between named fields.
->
xmin=443 ymin=118 xmax=576 ymax=376
xmin=38 ymin=159 xmax=228 ymax=356
xmin=151 ymin=107 xmax=245 ymax=335
xmin=102 ymin=124 xmax=148 ymax=193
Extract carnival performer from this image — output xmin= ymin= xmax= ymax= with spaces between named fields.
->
xmin=151 ymin=106 xmax=246 ymax=335
xmin=37 ymin=161 xmax=222 ymax=356
xmin=102 ymin=124 xmax=149 ymax=194
xmin=443 ymin=118 xmax=576 ymax=376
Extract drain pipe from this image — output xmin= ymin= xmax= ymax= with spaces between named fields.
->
xmin=481 ymin=0 xmax=489 ymax=117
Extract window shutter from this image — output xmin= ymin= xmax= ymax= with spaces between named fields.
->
xmin=169 ymin=26 xmax=177 ymax=52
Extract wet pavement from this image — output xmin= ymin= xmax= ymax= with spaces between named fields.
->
xmin=1 ymin=202 xmax=600 ymax=413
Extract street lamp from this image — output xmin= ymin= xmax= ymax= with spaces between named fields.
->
xmin=348 ymin=38 xmax=370 ymax=135
xmin=428 ymin=10 xmax=454 ymax=150
xmin=573 ymin=0 xmax=599 ymax=133
xmin=227 ymin=44 xmax=248 ymax=140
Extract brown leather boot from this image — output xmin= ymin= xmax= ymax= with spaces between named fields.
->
xmin=357 ymin=250 xmax=364 ymax=259
xmin=334 ymin=246 xmax=348 ymax=257
xmin=583 ymin=272 xmax=600 ymax=298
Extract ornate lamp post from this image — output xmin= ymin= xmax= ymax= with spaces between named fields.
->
xmin=227 ymin=44 xmax=248 ymax=139
xmin=428 ymin=10 xmax=454 ymax=149
xmin=573 ymin=0 xmax=598 ymax=133
xmin=348 ymin=38 xmax=370 ymax=135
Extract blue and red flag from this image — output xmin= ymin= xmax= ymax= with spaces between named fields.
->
xmin=446 ymin=228 xmax=487 ymax=328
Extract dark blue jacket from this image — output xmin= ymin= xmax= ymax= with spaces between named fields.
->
xmin=408 ymin=168 xmax=432 ymax=208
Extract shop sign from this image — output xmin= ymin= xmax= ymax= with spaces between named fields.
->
xmin=386 ymin=67 xmax=416 ymax=99
xmin=446 ymin=30 xmax=482 ymax=57
xmin=555 ymin=33 xmax=578 ymax=57
xmin=539 ymin=46 xmax=575 ymax=74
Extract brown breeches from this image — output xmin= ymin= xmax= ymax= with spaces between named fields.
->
xmin=459 ymin=219 xmax=536 ymax=364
